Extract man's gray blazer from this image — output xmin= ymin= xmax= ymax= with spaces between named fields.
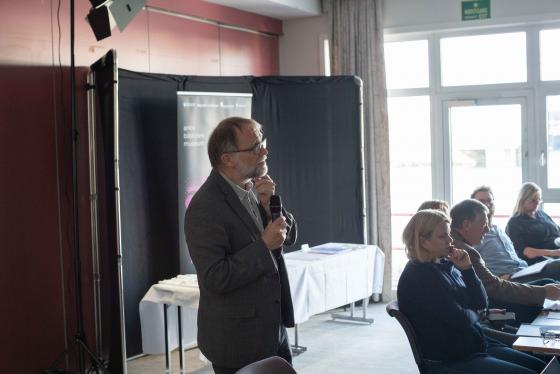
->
xmin=184 ymin=169 xmax=296 ymax=368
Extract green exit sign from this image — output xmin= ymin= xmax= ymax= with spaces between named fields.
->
xmin=462 ymin=0 xmax=491 ymax=21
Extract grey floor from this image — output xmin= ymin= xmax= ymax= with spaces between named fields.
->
xmin=127 ymin=301 xmax=418 ymax=374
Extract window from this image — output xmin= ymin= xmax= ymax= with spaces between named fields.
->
xmin=546 ymin=96 xmax=560 ymax=188
xmin=388 ymin=96 xmax=431 ymax=288
xmin=440 ymin=32 xmax=527 ymax=86
xmin=385 ymin=25 xmax=560 ymax=290
xmin=540 ymin=29 xmax=560 ymax=81
xmin=384 ymin=40 xmax=429 ymax=89
xmin=448 ymin=102 xmax=523 ymax=228
xmin=319 ymin=34 xmax=331 ymax=76
xmin=543 ymin=203 xmax=560 ymax=220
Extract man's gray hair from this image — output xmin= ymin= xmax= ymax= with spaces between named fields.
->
xmin=207 ymin=117 xmax=260 ymax=168
xmin=450 ymin=199 xmax=489 ymax=229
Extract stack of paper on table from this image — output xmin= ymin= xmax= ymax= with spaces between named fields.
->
xmin=544 ymin=299 xmax=560 ymax=311
xmin=511 ymin=259 xmax=552 ymax=279
xmin=305 ymin=243 xmax=353 ymax=255
xmin=517 ymin=324 xmax=542 ymax=337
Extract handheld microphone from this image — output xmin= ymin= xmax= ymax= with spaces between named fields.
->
xmin=270 ymin=195 xmax=282 ymax=222
xmin=269 ymin=195 xmax=283 ymax=256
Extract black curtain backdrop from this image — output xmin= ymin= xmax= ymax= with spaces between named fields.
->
xmin=93 ymin=68 xmax=363 ymax=359
xmin=252 ymin=76 xmax=363 ymax=249
xmin=118 ymin=70 xmax=183 ymax=358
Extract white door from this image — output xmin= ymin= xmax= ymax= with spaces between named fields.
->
xmin=539 ymin=93 xmax=560 ymax=216
xmin=443 ymin=98 xmax=527 ymax=227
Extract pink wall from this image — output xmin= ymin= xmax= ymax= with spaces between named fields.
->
xmin=0 ymin=1 xmax=281 ymax=372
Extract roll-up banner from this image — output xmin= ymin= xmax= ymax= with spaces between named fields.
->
xmin=177 ymin=92 xmax=252 ymax=273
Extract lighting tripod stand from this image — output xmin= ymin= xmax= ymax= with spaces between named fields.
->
xmin=44 ymin=1 xmax=110 ymax=373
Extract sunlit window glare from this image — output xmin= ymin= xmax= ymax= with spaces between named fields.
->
xmin=441 ymin=32 xmax=527 ymax=86
xmin=540 ymin=29 xmax=560 ymax=81
xmin=449 ymin=104 xmax=522 ymax=224
xmin=384 ymin=40 xmax=429 ymax=89
xmin=546 ymin=96 xmax=560 ymax=188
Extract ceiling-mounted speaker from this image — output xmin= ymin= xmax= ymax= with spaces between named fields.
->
xmin=86 ymin=5 xmax=112 ymax=41
xmin=89 ymin=0 xmax=108 ymax=7
xmin=86 ymin=0 xmax=145 ymax=41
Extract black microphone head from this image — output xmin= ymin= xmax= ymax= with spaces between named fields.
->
xmin=270 ymin=194 xmax=282 ymax=209
xmin=270 ymin=195 xmax=282 ymax=220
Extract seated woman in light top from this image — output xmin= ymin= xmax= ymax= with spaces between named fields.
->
xmin=506 ymin=182 xmax=560 ymax=265
xmin=398 ymin=209 xmax=545 ymax=373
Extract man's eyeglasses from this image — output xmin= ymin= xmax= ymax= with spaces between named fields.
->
xmin=227 ymin=138 xmax=267 ymax=155
xmin=478 ymin=198 xmax=494 ymax=205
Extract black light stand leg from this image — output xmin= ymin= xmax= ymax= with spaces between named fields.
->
xmin=69 ymin=0 xmax=87 ymax=371
xmin=45 ymin=1 xmax=110 ymax=372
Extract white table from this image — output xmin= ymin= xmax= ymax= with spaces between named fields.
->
xmin=285 ymin=243 xmax=384 ymax=325
xmin=138 ymin=243 xmax=384 ymax=370
xmin=514 ymin=310 xmax=560 ymax=355
xmin=139 ymin=275 xmax=199 ymax=354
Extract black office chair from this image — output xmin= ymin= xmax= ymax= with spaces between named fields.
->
xmin=386 ymin=300 xmax=432 ymax=374
xmin=235 ymin=356 xmax=297 ymax=374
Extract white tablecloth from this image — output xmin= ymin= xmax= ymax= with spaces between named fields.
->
xmin=285 ymin=243 xmax=384 ymax=324
xmin=139 ymin=243 xmax=384 ymax=354
xmin=139 ymin=275 xmax=199 ymax=354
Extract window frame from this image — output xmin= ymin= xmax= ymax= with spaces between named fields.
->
xmin=385 ymin=22 xmax=560 ymax=205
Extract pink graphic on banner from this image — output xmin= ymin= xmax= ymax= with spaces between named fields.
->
xmin=184 ymin=183 xmax=201 ymax=209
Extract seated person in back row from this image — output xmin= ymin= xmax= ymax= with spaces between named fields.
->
xmin=472 ymin=185 xmax=560 ymax=282
xmin=506 ymin=182 xmax=560 ymax=265
xmin=450 ymin=199 xmax=560 ymax=325
xmin=417 ymin=199 xmax=449 ymax=216
xmin=398 ymin=209 xmax=546 ymax=373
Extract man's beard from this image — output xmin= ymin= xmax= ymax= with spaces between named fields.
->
xmin=243 ymin=161 xmax=268 ymax=180
xmin=253 ymin=162 xmax=268 ymax=178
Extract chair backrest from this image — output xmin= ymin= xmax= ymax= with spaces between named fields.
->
xmin=542 ymin=356 xmax=560 ymax=374
xmin=386 ymin=300 xmax=428 ymax=374
xmin=235 ymin=356 xmax=297 ymax=374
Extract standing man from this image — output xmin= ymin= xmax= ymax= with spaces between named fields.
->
xmin=184 ymin=117 xmax=297 ymax=373
xmin=450 ymin=199 xmax=560 ymax=324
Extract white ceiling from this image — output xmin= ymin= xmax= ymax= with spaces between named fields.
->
xmin=203 ymin=0 xmax=322 ymax=20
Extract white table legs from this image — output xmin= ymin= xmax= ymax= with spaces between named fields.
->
xmin=331 ymin=298 xmax=374 ymax=324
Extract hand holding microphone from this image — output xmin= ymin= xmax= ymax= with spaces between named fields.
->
xmin=261 ymin=217 xmax=287 ymax=250
xmin=261 ymin=195 xmax=286 ymax=252
xmin=254 ymin=175 xmax=276 ymax=218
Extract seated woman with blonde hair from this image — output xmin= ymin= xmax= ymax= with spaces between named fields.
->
xmin=507 ymin=182 xmax=560 ymax=265
xmin=398 ymin=209 xmax=546 ymax=373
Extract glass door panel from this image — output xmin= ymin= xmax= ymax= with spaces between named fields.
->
xmin=448 ymin=101 xmax=523 ymax=228
xmin=546 ymin=95 xmax=560 ymax=189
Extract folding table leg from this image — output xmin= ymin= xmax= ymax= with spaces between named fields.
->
xmin=331 ymin=300 xmax=374 ymax=324
xmin=290 ymin=324 xmax=307 ymax=356
xmin=163 ymin=304 xmax=171 ymax=374
xmin=362 ymin=297 xmax=369 ymax=319
xmin=178 ymin=306 xmax=185 ymax=374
